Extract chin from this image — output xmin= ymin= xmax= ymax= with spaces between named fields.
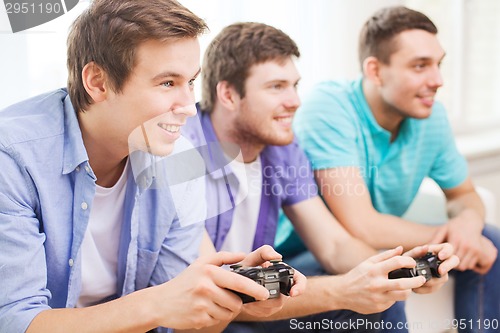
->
xmin=150 ymin=145 xmax=174 ymax=157
xmin=267 ymin=134 xmax=294 ymax=147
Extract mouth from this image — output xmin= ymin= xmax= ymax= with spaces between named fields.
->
xmin=157 ymin=123 xmax=182 ymax=133
xmin=274 ymin=115 xmax=293 ymax=124
xmin=417 ymin=94 xmax=435 ymax=108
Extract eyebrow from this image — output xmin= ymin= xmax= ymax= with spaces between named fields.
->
xmin=152 ymin=67 xmax=201 ymax=81
xmin=411 ymin=52 xmax=446 ymax=63
xmin=266 ymin=77 xmax=301 ymax=85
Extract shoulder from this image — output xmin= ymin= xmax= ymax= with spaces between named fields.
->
xmin=0 ymin=89 xmax=68 ymax=148
xmin=296 ymin=79 xmax=359 ymax=125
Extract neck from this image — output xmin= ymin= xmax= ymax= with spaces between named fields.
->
xmin=362 ymin=79 xmax=403 ymax=140
xmin=78 ymin=112 xmax=128 ymax=187
xmin=210 ymin=107 xmax=265 ymax=163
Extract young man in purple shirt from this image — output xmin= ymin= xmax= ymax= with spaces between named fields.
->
xmin=183 ymin=22 xmax=459 ymax=332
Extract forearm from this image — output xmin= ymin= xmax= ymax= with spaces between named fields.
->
xmin=347 ymin=212 xmax=441 ymax=251
xmin=330 ymin=236 xmax=377 ymax=273
xmin=447 ymin=193 xmax=485 ymax=223
xmin=235 ymin=276 xmax=344 ymax=321
xmin=27 ymin=289 xmax=158 ymax=333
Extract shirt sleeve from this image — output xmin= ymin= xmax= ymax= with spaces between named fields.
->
xmin=428 ymin=103 xmax=469 ymax=189
xmin=150 ymin=152 xmax=206 ymax=285
xmin=0 ymin=147 xmax=51 ymax=333
xmin=281 ymin=141 xmax=318 ymax=207
xmin=293 ymin=83 xmax=361 ymax=171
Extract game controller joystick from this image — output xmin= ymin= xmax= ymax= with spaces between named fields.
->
xmin=229 ymin=260 xmax=294 ymax=303
xmin=389 ymin=252 xmax=442 ymax=281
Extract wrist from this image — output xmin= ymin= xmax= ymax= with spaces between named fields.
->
xmin=450 ymin=208 xmax=484 ymax=229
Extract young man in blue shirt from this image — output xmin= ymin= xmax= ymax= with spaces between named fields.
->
xmin=280 ymin=6 xmax=500 ymax=332
xmin=0 ymin=1 xmax=305 ymax=332
xmin=184 ymin=22 xmax=459 ymax=332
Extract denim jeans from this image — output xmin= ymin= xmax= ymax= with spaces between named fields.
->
xmin=224 ymin=250 xmax=383 ymax=333
xmin=452 ymin=224 xmax=500 ymax=333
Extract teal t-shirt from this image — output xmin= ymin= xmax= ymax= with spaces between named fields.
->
xmin=276 ymin=78 xmax=468 ymax=256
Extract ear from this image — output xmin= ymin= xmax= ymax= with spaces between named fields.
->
xmin=363 ymin=56 xmax=383 ymax=86
xmin=82 ymin=62 xmax=109 ymax=103
xmin=215 ymin=81 xmax=240 ymax=111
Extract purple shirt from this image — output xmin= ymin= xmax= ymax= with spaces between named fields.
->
xmin=182 ymin=107 xmax=318 ymax=251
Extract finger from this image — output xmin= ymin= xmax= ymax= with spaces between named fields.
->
xmin=240 ymin=245 xmax=282 ymax=267
xmin=403 ymin=245 xmax=429 ymax=258
xmin=386 ymin=275 xmax=427 ymax=291
xmin=430 ymin=225 xmax=448 ymax=244
xmin=243 ymin=297 xmax=285 ymax=315
xmin=208 ymin=289 xmax=244 ymax=319
xmin=378 ymin=255 xmax=417 ymax=274
xmin=368 ymin=246 xmax=404 ymax=264
xmin=384 ymin=289 xmax=413 ymax=302
xmin=438 ymin=255 xmax=459 ymax=275
xmin=452 ymin=240 xmax=467 ymax=263
xmin=428 ymin=243 xmax=454 ymax=260
xmin=290 ymin=270 xmax=307 ymax=297
xmin=213 ymin=268 xmax=270 ymax=301
xmin=457 ymin=251 xmax=476 ymax=271
xmin=196 ymin=251 xmax=247 ymax=267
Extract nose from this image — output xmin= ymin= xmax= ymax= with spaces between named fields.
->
xmin=429 ymin=66 xmax=444 ymax=89
xmin=172 ymin=84 xmax=197 ymax=117
xmin=284 ymin=88 xmax=301 ymax=110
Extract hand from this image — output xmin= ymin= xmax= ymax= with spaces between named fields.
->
xmin=151 ymin=251 xmax=270 ymax=330
xmin=404 ymin=243 xmax=459 ymax=294
xmin=338 ymin=246 xmax=426 ymax=314
xmin=445 ymin=211 xmax=484 ymax=271
xmin=474 ymin=236 xmax=498 ymax=274
xmin=237 ymin=245 xmax=307 ymax=318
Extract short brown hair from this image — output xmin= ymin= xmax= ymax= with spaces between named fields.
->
xmin=358 ymin=6 xmax=437 ymax=70
xmin=67 ymin=0 xmax=207 ymax=113
xmin=200 ymin=22 xmax=300 ymax=112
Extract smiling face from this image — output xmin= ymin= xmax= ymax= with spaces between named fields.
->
xmin=376 ymin=29 xmax=445 ymax=121
xmin=104 ymin=37 xmax=200 ymax=157
xmin=232 ymin=58 xmax=301 ymax=147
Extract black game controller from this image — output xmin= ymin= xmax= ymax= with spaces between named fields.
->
xmin=229 ymin=260 xmax=294 ymax=303
xmin=389 ymin=252 xmax=442 ymax=281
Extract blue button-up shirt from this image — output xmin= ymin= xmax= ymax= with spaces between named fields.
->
xmin=182 ymin=107 xmax=318 ymax=251
xmin=0 ymin=89 xmax=204 ymax=332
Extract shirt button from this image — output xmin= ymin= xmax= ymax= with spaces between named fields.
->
xmin=68 ymin=258 xmax=74 ymax=267
xmin=85 ymin=166 xmax=90 ymax=173
xmin=75 ymin=166 xmax=80 ymax=172
xmin=81 ymin=202 xmax=88 ymax=210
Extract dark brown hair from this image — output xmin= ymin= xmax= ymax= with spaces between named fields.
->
xmin=67 ymin=0 xmax=207 ymax=112
xmin=200 ymin=22 xmax=300 ymax=112
xmin=358 ymin=6 xmax=437 ymax=70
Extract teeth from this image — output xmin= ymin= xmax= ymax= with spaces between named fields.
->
xmin=276 ymin=117 xmax=292 ymax=123
xmin=158 ymin=124 xmax=180 ymax=133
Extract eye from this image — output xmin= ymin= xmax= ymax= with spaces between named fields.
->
xmin=188 ymin=79 xmax=195 ymax=87
xmin=414 ymin=63 xmax=426 ymax=71
xmin=271 ymin=83 xmax=283 ymax=90
xmin=161 ymin=81 xmax=174 ymax=88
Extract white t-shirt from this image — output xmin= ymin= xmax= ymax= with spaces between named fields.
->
xmin=220 ymin=155 xmax=262 ymax=253
xmin=76 ymin=160 xmax=128 ymax=307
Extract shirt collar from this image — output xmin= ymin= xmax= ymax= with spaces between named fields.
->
xmin=61 ymin=92 xmax=90 ymax=175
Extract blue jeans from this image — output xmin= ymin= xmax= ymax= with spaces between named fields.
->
xmin=224 ymin=250 xmax=383 ymax=333
xmin=452 ymin=224 xmax=500 ymax=333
